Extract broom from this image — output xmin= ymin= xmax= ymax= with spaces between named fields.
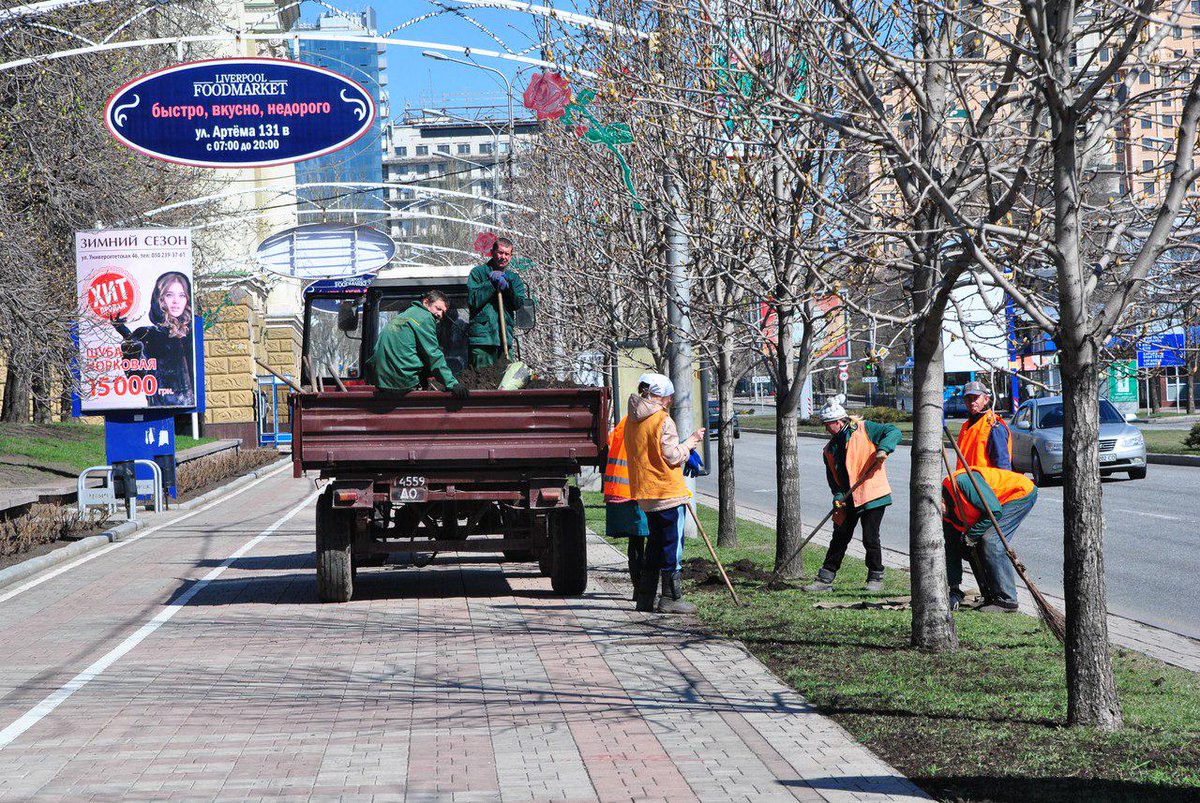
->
xmin=942 ymin=426 xmax=1067 ymax=644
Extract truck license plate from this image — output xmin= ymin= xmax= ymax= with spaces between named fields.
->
xmin=392 ymin=476 xmax=427 ymax=502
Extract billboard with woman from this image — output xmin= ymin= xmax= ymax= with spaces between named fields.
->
xmin=76 ymin=229 xmax=196 ymax=412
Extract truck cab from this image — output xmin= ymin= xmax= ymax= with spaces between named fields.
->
xmin=292 ymin=271 xmax=608 ymax=603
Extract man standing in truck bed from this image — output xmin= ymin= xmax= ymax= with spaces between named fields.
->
xmin=467 ymin=237 xmax=528 ymax=369
xmin=371 ymin=289 xmax=468 ymax=398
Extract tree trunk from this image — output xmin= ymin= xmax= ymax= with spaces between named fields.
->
xmin=1 ymin=360 xmax=30 ymax=424
xmin=772 ymin=303 xmax=805 ymax=577
xmin=716 ymin=339 xmax=738 ymax=547
xmin=1060 ymin=349 xmax=1123 ymax=729
xmin=908 ymin=312 xmax=959 ymax=652
xmin=1187 ymin=362 xmax=1197 ymax=415
xmin=31 ymin=368 xmax=51 ymax=424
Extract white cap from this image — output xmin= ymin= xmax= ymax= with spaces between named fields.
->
xmin=818 ymin=394 xmax=847 ymax=423
xmin=638 ymin=372 xmax=675 ymax=397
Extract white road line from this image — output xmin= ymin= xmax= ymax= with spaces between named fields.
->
xmin=0 ymin=463 xmax=293 ymax=604
xmin=1109 ymin=507 xmax=1181 ymax=521
xmin=0 ymin=489 xmax=318 ymax=751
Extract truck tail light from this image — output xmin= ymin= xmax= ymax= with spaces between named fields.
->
xmin=334 ymin=489 xmax=360 ymax=505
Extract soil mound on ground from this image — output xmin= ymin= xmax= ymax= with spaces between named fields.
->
xmin=680 ymin=556 xmax=778 ymax=587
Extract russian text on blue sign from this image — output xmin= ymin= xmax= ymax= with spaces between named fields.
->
xmin=105 ymin=58 xmax=376 ymax=169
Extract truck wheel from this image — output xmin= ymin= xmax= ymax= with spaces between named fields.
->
xmin=316 ymin=490 xmax=354 ymax=603
xmin=550 ymin=488 xmax=588 ymax=595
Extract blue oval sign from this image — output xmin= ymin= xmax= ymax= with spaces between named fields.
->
xmin=105 ymin=58 xmax=376 ymax=168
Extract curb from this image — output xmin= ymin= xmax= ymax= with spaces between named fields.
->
xmin=0 ymin=457 xmax=291 ymax=595
xmin=742 ymin=428 xmax=1199 ymax=467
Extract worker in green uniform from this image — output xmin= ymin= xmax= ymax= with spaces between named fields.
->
xmin=467 ymin=237 xmax=527 ymax=369
xmin=370 ymin=289 xmax=468 ymax=398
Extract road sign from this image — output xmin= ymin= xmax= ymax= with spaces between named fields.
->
xmin=1106 ymin=360 xmax=1138 ymax=404
xmin=838 ymin=370 xmax=849 ymax=382
xmin=105 ymin=58 xmax=376 ymax=168
xmin=862 ymin=376 xmax=878 ymax=384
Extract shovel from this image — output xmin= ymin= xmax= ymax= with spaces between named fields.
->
xmin=496 ymin=286 xmax=528 ymax=386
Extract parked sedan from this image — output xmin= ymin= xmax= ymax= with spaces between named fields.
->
xmin=707 ymin=399 xmax=741 ymax=439
xmin=1010 ymin=396 xmax=1147 ymax=485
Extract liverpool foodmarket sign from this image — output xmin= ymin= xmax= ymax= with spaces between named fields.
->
xmin=104 ymin=58 xmax=376 ymax=168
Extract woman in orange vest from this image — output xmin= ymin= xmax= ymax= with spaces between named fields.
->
xmin=802 ymin=396 xmax=902 ymax=593
xmin=624 ymin=372 xmax=706 ymax=614
xmin=604 ymin=414 xmax=650 ymax=597
xmin=956 ymin=381 xmax=1012 ymax=470
xmin=942 ymin=465 xmax=1038 ymax=612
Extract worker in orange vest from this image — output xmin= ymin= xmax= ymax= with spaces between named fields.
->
xmin=956 ymin=380 xmax=1012 ymax=471
xmin=604 ymin=414 xmax=650 ymax=598
xmin=624 ymin=372 xmax=705 ymax=614
xmin=942 ymin=465 xmax=1038 ymax=612
xmin=802 ymin=396 xmax=902 ymax=593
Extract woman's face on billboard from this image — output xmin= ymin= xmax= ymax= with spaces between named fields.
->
xmin=162 ymin=279 xmax=188 ymax=319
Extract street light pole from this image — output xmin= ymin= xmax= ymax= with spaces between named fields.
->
xmin=421 ymin=51 xmax=515 ymax=209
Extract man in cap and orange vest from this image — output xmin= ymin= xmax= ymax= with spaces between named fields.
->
xmin=624 ymin=372 xmax=706 ymax=614
xmin=956 ymin=380 xmax=1012 ymax=471
xmin=942 ymin=465 xmax=1038 ymax=612
xmin=802 ymin=396 xmax=902 ymax=593
xmin=603 ymin=414 xmax=650 ymax=597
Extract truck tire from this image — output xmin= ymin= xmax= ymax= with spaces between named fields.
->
xmin=550 ymin=487 xmax=588 ymax=595
xmin=316 ymin=489 xmax=354 ymax=603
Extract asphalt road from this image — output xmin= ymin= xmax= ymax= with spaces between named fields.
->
xmin=698 ymin=431 xmax=1200 ymax=639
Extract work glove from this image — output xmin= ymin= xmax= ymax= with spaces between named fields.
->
xmin=682 ymin=449 xmax=704 ymax=478
xmin=489 ymin=270 xmax=510 ymax=291
xmin=831 ymin=505 xmax=848 ymax=528
xmin=874 ymin=449 xmax=888 ymax=462
xmin=450 ymin=383 xmax=470 ymax=400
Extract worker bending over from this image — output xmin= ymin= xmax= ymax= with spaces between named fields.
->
xmin=467 ymin=237 xmax=527 ymax=369
xmin=370 ymin=289 xmax=467 ymax=398
xmin=803 ymin=396 xmax=901 ymax=593
xmin=624 ymin=372 xmax=705 ymax=614
xmin=603 ymin=414 xmax=650 ymax=598
xmin=942 ymin=465 xmax=1038 ymax=612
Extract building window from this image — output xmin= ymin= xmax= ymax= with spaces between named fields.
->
xmin=1143 ymin=159 xmax=1154 ymax=171
xmin=1193 ymin=0 xmax=1200 ymax=13
xmin=480 ymin=142 xmax=494 ymax=154
xmin=1099 ymin=48 xmax=1109 ymax=61
xmin=437 ymin=144 xmax=450 ymax=154
xmin=499 ymin=142 xmax=510 ymax=153
xmin=1193 ymin=25 xmax=1200 ymax=38
xmin=1142 ymin=117 xmax=1152 ymax=129
xmin=416 ymin=145 xmax=429 ymax=156
xmin=416 ymin=164 xmax=429 ymax=176
xmin=458 ymin=143 xmax=471 ymax=154
xmin=1139 ymin=70 xmax=1151 ymax=84
xmin=397 ymin=146 xmax=408 ymax=157
xmin=1143 ymin=181 xmax=1155 ymax=195
xmin=1163 ymin=114 xmax=1174 ymax=126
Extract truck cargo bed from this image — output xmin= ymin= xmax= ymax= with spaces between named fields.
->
xmin=292 ymin=387 xmax=610 ymax=474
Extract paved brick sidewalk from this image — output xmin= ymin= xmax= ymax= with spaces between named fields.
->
xmin=0 ymin=474 xmax=929 ymax=801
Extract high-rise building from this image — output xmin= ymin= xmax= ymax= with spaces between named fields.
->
xmin=295 ymin=9 xmax=388 ymax=224
xmin=382 ymin=104 xmax=537 ymax=256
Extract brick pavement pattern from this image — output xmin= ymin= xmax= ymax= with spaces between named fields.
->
xmin=0 ymin=474 xmax=928 ymax=801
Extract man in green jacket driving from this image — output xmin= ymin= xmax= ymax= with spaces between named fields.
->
xmin=371 ymin=290 xmax=468 ymax=398
xmin=467 ymin=237 xmax=528 ymax=369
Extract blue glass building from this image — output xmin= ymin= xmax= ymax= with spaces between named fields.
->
xmin=295 ymin=9 xmax=386 ymax=224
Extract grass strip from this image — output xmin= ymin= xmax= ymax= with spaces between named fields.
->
xmin=0 ymin=422 xmax=216 ymax=475
xmin=584 ymin=491 xmax=1200 ymax=802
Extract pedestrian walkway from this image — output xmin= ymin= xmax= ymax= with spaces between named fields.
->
xmin=0 ymin=472 xmax=928 ymax=801
xmin=699 ymin=492 xmax=1200 ymax=672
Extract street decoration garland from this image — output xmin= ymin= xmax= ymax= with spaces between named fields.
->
xmin=523 ymin=72 xmax=642 ymax=211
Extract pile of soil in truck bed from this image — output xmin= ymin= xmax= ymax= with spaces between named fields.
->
xmin=455 ymin=359 xmax=586 ymax=390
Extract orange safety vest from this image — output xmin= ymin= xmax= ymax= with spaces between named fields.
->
xmin=823 ymin=417 xmax=891 ymax=509
xmin=942 ymin=466 xmax=1033 ymax=533
xmin=957 ymin=410 xmax=1012 ymax=470
xmin=625 ymin=407 xmax=691 ymax=502
xmin=603 ymin=417 xmax=633 ymax=501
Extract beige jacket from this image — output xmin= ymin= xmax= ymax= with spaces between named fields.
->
xmin=627 ymin=394 xmax=694 ymax=512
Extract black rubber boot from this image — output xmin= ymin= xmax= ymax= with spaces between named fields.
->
xmin=656 ymin=571 xmax=697 ymax=614
xmin=634 ymin=563 xmax=660 ymax=612
xmin=865 ymin=569 xmax=885 ymax=592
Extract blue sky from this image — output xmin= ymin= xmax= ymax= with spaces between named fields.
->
xmin=299 ymin=2 xmax=572 ymax=118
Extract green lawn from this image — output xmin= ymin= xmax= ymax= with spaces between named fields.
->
xmin=0 ymin=422 xmax=216 ymax=474
xmin=584 ymin=491 xmax=1200 ymax=802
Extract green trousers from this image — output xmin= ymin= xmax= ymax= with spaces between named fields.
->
xmin=469 ymin=345 xmax=502 ymax=369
